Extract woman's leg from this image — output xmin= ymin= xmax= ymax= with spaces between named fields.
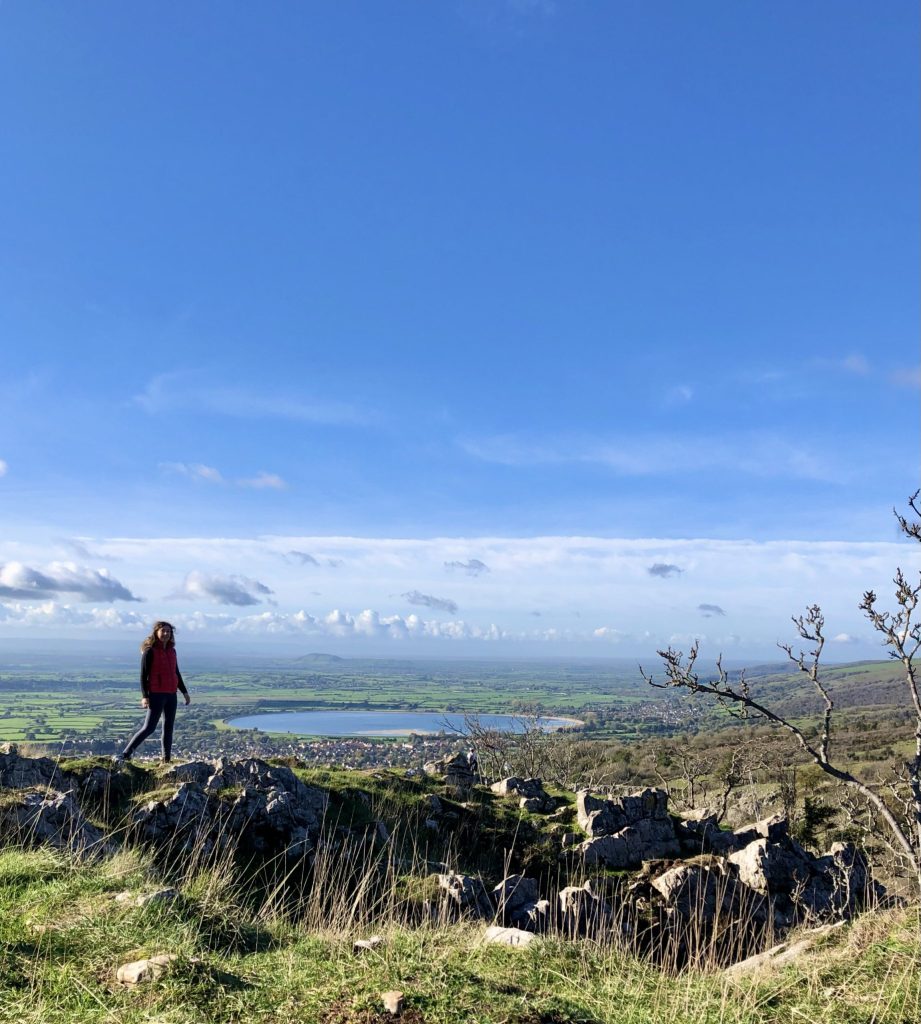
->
xmin=160 ymin=694 xmax=178 ymax=762
xmin=122 ymin=695 xmax=166 ymax=757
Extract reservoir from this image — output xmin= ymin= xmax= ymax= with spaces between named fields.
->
xmin=226 ymin=710 xmax=577 ymax=738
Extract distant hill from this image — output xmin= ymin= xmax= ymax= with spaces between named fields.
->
xmin=293 ymin=653 xmax=347 ymax=664
xmin=723 ymin=659 xmax=906 ymax=717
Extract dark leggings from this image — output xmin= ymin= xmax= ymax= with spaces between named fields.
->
xmin=123 ymin=693 xmax=178 ymax=760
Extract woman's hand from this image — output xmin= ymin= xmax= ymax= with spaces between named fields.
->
xmin=141 ymin=697 xmax=149 ymax=709
xmin=184 ymin=694 xmax=192 ymax=706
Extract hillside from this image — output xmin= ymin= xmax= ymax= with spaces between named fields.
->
xmin=1 ymin=746 xmax=919 ymax=1023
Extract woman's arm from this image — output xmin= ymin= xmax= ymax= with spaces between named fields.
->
xmin=177 ymin=666 xmax=191 ymax=704
xmin=140 ymin=648 xmax=152 ymax=698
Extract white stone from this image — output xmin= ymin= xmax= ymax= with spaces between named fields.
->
xmin=116 ymin=954 xmax=177 ymax=985
xmin=482 ymin=925 xmax=538 ymax=947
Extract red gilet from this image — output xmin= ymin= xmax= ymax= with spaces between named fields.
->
xmin=148 ymin=645 xmax=180 ymax=694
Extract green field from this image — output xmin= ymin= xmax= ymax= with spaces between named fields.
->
xmin=0 ymin=651 xmax=910 ymax=754
xmin=0 ymin=655 xmax=655 ymax=749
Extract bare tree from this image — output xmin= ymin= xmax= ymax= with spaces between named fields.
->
xmin=651 ymin=745 xmax=714 ymax=811
xmin=452 ymin=704 xmax=552 ymax=782
xmin=640 ymin=494 xmax=921 ymax=893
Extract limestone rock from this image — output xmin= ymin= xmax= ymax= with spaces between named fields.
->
xmin=519 ymin=795 xmax=550 ymax=813
xmin=132 ymin=782 xmax=212 ymax=852
xmin=163 ymin=761 xmax=214 ymax=786
xmin=353 ymin=935 xmax=385 ymax=954
xmin=576 ymin=787 xmax=669 ymax=836
xmin=558 ymin=880 xmax=612 ymax=936
xmin=424 ymin=753 xmax=476 ymax=794
xmin=523 ymin=898 xmax=552 ymax=932
xmin=580 ymin=816 xmax=680 ymax=868
xmin=728 ymin=838 xmax=810 ymax=896
xmin=4 ymin=789 xmax=106 ymax=857
xmin=132 ymin=759 xmax=328 ymax=858
xmin=0 ymin=747 xmax=65 ymax=790
xmin=482 ymin=925 xmax=538 ymax=947
xmin=116 ymin=954 xmax=178 ymax=985
xmin=651 ymin=861 xmax=765 ymax=924
xmin=436 ymin=871 xmax=492 ymax=918
xmin=491 ymin=777 xmax=546 ymax=800
xmin=725 ymin=921 xmax=846 ymax=977
xmin=136 ymin=888 xmax=180 ymax=908
xmin=491 ymin=874 xmax=540 ymax=925
xmin=381 ymin=990 xmax=404 ymax=1015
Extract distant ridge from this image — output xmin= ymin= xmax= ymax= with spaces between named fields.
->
xmin=293 ymin=652 xmax=346 ymax=664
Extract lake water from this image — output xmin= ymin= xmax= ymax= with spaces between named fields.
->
xmin=226 ymin=710 xmax=577 ymax=738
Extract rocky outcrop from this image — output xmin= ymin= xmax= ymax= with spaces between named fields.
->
xmin=727 ymin=836 xmax=879 ymax=925
xmin=132 ymin=757 xmax=328 ymax=859
xmin=1 ymin=789 xmax=107 ymax=858
xmin=491 ymin=873 xmax=540 ymax=927
xmin=482 ymin=925 xmax=538 ymax=947
xmin=676 ymin=812 xmax=790 ymax=857
xmin=423 ymin=753 xmax=476 ymax=796
xmin=576 ymin=788 xmax=680 ymax=867
xmin=0 ymin=751 xmax=883 ymax=968
xmin=725 ymin=921 xmax=846 ymax=977
xmin=569 ymin=787 xmax=880 ymax=936
xmin=0 ymin=745 xmax=66 ymax=790
xmin=435 ymin=871 xmax=493 ymax=918
xmin=651 ymin=859 xmax=767 ymax=924
xmin=116 ymin=954 xmax=178 ymax=985
xmin=577 ymin=787 xmax=670 ymax=835
xmin=558 ymin=880 xmax=613 ymax=937
xmin=491 ymin=777 xmax=555 ymax=813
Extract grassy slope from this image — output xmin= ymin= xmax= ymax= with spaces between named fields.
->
xmin=0 ymin=847 xmax=918 ymax=1024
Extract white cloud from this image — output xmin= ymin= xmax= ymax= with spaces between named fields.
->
xmin=289 ymin=551 xmax=321 ymax=566
xmin=161 ymin=462 xmax=224 ymax=483
xmin=445 ymin=558 xmax=490 ymax=576
xmin=238 ymin=472 xmax=287 ymax=490
xmin=402 ymin=590 xmax=459 ymax=613
xmin=458 ymin=432 xmax=842 ymax=482
xmin=0 ymin=562 xmax=140 ymax=602
xmin=170 ymin=571 xmax=274 ymax=607
xmin=648 ymin=563 xmax=683 ymax=578
xmin=134 ymin=372 xmax=369 ymax=425
xmin=0 ymin=601 xmax=146 ymax=628
xmin=64 ymin=539 xmax=120 ymax=562
xmin=161 ymin=463 xmax=287 ymax=490
xmin=2 ymin=532 xmax=916 ymax=658
xmin=593 ymin=627 xmax=626 ymax=642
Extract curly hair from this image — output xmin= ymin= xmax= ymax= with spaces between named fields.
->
xmin=140 ymin=621 xmax=176 ymax=653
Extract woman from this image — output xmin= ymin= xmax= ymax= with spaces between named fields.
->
xmin=116 ymin=621 xmax=191 ymax=765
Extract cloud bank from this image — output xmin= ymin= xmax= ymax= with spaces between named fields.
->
xmin=0 ymin=562 xmax=140 ymax=602
xmin=445 ymin=558 xmax=490 ymax=576
xmin=402 ymin=590 xmax=459 ymax=614
xmin=648 ymin=563 xmax=683 ymax=578
xmin=170 ymin=572 xmax=274 ymax=607
xmin=0 ymin=533 xmax=916 ymax=658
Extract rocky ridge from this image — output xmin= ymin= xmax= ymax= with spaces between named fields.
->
xmin=0 ymin=745 xmax=881 ymax=965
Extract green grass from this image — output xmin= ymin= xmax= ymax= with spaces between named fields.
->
xmin=0 ymin=846 xmax=917 ymax=1024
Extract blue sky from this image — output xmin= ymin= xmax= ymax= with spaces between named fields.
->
xmin=0 ymin=1 xmax=918 ymax=658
